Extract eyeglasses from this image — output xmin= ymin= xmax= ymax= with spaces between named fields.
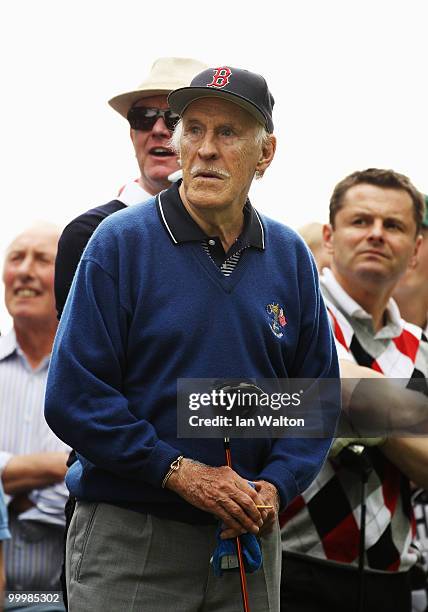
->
xmin=127 ymin=106 xmax=180 ymax=132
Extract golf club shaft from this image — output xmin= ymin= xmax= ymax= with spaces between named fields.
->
xmin=224 ymin=438 xmax=251 ymax=612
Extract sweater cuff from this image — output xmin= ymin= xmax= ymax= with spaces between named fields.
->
xmin=256 ymin=460 xmax=298 ymax=511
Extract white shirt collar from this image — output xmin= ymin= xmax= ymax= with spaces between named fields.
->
xmin=0 ymin=330 xmax=17 ymax=361
xmin=116 ymin=180 xmax=151 ymax=207
xmin=320 ymin=267 xmax=403 ymax=334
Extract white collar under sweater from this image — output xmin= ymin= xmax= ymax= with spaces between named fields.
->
xmin=117 ymin=171 xmax=182 ymax=207
xmin=116 ymin=180 xmax=151 ymax=206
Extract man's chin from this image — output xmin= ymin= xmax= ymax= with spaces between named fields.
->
xmin=185 ymin=190 xmax=228 ymax=210
xmin=355 ymin=264 xmax=393 ymax=284
xmin=186 ymin=179 xmax=227 ymax=198
xmin=146 ymin=162 xmax=179 ymax=183
xmin=11 ymin=309 xmax=44 ymax=323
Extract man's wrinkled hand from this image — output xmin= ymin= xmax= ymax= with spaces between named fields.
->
xmin=253 ymin=480 xmax=279 ymax=535
xmin=166 ymin=459 xmax=265 ymax=537
xmin=219 ymin=479 xmax=279 ymax=539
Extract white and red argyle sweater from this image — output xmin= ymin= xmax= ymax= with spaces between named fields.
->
xmin=280 ymin=269 xmax=428 ymax=573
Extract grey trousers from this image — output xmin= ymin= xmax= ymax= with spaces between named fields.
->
xmin=66 ymin=502 xmax=281 ymax=612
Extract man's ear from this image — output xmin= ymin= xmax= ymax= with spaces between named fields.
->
xmin=323 ymin=224 xmax=334 ymax=254
xmin=255 ymin=135 xmax=276 ymax=177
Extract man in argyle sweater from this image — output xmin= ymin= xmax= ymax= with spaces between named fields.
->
xmin=280 ymin=168 xmax=428 ymax=612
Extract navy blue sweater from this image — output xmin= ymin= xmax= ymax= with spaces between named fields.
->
xmin=45 ymin=192 xmax=339 ymax=524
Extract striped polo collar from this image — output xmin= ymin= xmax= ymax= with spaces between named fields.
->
xmin=156 ymin=180 xmax=265 ymax=250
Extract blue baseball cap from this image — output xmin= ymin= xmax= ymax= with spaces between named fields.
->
xmin=168 ymin=66 xmax=274 ymax=133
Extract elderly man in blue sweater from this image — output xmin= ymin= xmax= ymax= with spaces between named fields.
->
xmin=45 ymin=66 xmax=340 ymax=612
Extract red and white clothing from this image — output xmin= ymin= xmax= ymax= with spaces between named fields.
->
xmin=281 ymin=268 xmax=428 ymax=573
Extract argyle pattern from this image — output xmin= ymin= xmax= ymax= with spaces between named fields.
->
xmin=281 ymin=300 xmax=428 ymax=572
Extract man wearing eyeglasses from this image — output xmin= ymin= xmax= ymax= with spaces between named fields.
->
xmin=54 ymin=56 xmax=206 ymax=318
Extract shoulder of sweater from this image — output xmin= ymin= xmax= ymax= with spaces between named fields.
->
xmin=259 ymin=212 xmax=305 ymax=243
xmin=259 ymin=212 xmax=314 ymax=259
xmin=82 ymin=197 xmax=159 ymax=260
xmin=62 ymin=199 xmax=127 ymax=234
xmin=94 ymin=196 xmax=158 ymax=232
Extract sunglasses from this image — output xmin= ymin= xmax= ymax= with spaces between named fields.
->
xmin=127 ymin=106 xmax=180 ymax=132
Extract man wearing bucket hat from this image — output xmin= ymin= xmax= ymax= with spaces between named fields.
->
xmin=53 ymin=56 xmax=205 ymax=610
xmin=45 ymin=65 xmax=340 ymax=611
xmin=54 ymin=56 xmax=206 ymax=318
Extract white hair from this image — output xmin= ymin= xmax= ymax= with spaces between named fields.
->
xmin=169 ymin=120 xmax=183 ymax=155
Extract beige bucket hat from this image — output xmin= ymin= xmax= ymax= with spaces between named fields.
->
xmin=108 ymin=57 xmax=207 ymax=119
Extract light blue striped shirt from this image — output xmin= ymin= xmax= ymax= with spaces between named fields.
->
xmin=0 ymin=479 xmax=10 ymax=540
xmin=0 ymin=330 xmax=69 ymax=590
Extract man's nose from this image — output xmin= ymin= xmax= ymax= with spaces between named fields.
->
xmin=197 ymin=133 xmax=219 ymax=160
xmin=151 ymin=116 xmax=172 ymax=138
xmin=367 ymin=220 xmax=385 ymax=241
xmin=16 ymin=256 xmax=35 ymax=278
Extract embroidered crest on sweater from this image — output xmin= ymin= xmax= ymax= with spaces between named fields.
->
xmin=266 ymin=303 xmax=287 ymax=338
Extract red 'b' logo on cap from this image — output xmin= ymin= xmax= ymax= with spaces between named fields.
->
xmin=207 ymin=67 xmax=232 ymax=89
